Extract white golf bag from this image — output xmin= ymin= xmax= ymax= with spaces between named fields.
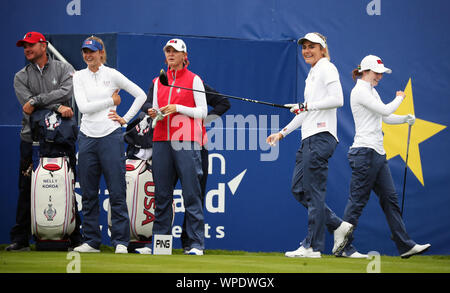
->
xmin=108 ymin=159 xmax=155 ymax=248
xmin=31 ymin=157 xmax=76 ymax=242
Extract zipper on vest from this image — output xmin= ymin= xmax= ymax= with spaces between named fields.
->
xmin=167 ymin=70 xmax=176 ymax=140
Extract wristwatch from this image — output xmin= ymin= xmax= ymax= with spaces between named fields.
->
xmin=29 ymin=97 xmax=37 ymax=106
xmin=53 ymin=104 xmax=61 ymax=112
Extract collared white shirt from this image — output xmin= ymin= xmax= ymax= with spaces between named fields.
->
xmin=281 ymin=58 xmax=342 ymax=142
xmin=279 ymin=58 xmax=343 ymax=141
xmin=350 ymin=79 xmax=404 ymax=155
xmin=73 ymin=65 xmax=146 ymax=137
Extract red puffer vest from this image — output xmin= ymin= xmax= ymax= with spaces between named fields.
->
xmin=153 ymin=67 xmax=206 ymax=146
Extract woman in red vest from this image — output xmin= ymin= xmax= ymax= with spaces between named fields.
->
xmin=149 ymin=39 xmax=207 ymax=255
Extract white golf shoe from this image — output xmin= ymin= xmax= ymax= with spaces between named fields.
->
xmin=185 ymin=248 xmax=204 ymax=255
xmin=285 ymin=246 xmax=321 ymax=258
xmin=74 ymin=243 xmax=100 ymax=253
xmin=115 ymin=244 xmax=128 ymax=254
xmin=135 ymin=247 xmax=152 ymax=254
xmin=333 ymin=221 xmax=354 ymax=255
xmin=401 ymin=243 xmax=431 ymax=258
xmin=341 ymin=251 xmax=369 ymax=259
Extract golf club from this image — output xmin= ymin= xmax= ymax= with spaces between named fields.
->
xmin=400 ymin=124 xmax=412 ymax=217
xmin=159 ymin=69 xmax=291 ymax=109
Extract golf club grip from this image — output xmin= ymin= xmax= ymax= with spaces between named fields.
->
xmin=168 ymin=84 xmax=290 ymax=109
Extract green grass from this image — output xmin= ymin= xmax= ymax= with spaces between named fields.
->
xmin=1 ymin=246 xmax=449 ymax=273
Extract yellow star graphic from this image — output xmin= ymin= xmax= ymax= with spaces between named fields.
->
xmin=382 ymin=78 xmax=446 ymax=186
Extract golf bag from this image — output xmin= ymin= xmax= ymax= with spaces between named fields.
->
xmin=29 ymin=109 xmax=80 ymax=250
xmin=108 ymin=159 xmax=156 ymax=251
xmin=31 ymin=157 xmax=76 ymax=242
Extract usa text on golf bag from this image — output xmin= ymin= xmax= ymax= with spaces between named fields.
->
xmin=108 ymin=159 xmax=155 ymax=243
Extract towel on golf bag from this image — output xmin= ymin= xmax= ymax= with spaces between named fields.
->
xmin=30 ymin=109 xmax=78 ymax=158
xmin=124 ymin=112 xmax=153 ymax=160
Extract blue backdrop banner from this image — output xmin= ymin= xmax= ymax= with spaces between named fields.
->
xmin=1 ymin=0 xmax=449 ymax=255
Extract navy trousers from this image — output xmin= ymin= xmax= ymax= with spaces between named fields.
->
xmin=342 ymin=147 xmax=416 ymax=255
xmin=152 ymin=141 xmax=204 ymax=250
xmin=291 ymin=132 xmax=342 ymax=252
xmin=180 ymin=146 xmax=209 ymax=249
xmin=78 ymin=128 xmax=130 ymax=248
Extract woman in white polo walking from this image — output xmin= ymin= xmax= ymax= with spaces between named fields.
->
xmin=267 ymin=32 xmax=353 ymax=258
xmin=341 ymin=55 xmax=430 ymax=258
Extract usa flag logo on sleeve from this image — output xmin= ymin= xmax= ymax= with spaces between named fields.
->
xmin=317 ymin=122 xmax=326 ymax=128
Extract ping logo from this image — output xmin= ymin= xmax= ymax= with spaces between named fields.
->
xmin=155 ymin=239 xmax=171 ymax=249
xmin=153 ymin=234 xmax=173 ymax=255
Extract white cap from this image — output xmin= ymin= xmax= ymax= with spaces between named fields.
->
xmin=297 ymin=32 xmax=327 ymax=48
xmin=163 ymin=38 xmax=187 ymax=53
xmin=359 ymin=55 xmax=392 ymax=74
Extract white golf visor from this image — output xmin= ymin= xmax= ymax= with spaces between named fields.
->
xmin=298 ymin=33 xmax=327 ymax=48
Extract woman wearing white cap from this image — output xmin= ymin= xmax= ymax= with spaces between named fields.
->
xmin=72 ymin=36 xmax=147 ymax=254
xmin=148 ymin=38 xmax=207 ymax=255
xmin=339 ymin=55 xmax=430 ymax=258
xmin=267 ymin=32 xmax=353 ymax=258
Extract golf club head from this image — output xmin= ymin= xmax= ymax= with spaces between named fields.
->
xmin=159 ymin=69 xmax=169 ymax=86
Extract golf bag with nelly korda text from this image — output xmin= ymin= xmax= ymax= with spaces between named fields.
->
xmin=108 ymin=159 xmax=155 ymax=251
xmin=29 ymin=109 xmax=79 ymax=251
xmin=31 ymin=157 xmax=76 ymax=247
